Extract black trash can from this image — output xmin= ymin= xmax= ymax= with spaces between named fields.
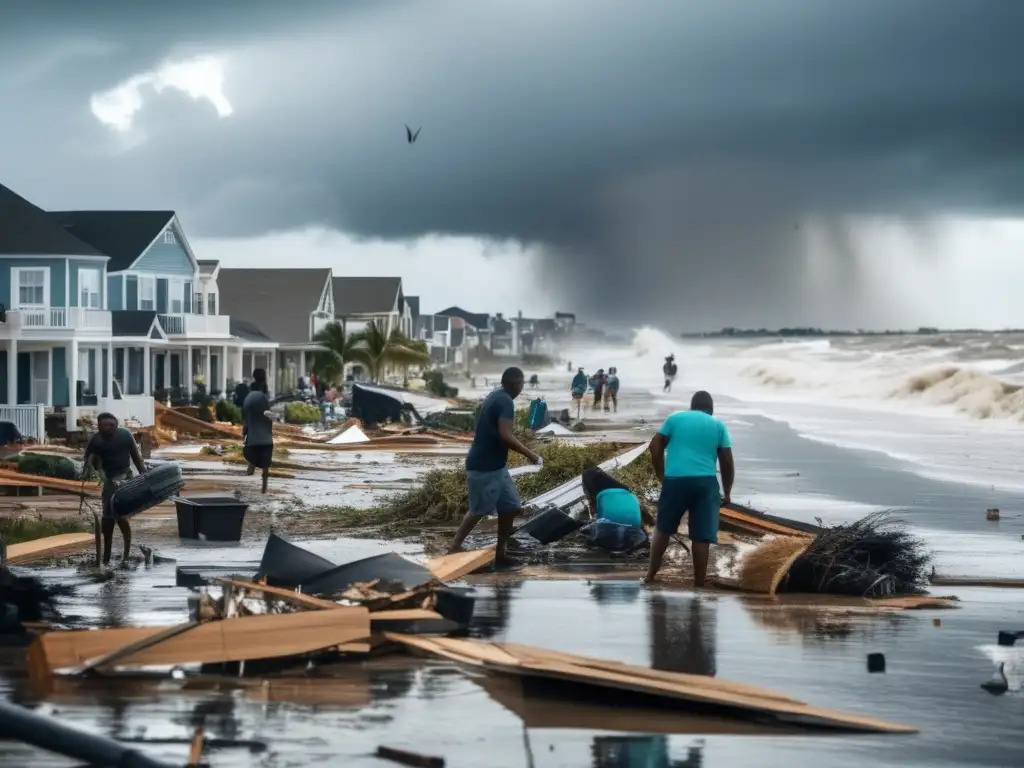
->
xmin=173 ymin=495 xmax=249 ymax=542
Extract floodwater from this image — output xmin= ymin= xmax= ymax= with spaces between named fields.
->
xmin=3 ymin=373 xmax=1024 ymax=765
xmin=1 ymin=574 xmax=1022 ymax=767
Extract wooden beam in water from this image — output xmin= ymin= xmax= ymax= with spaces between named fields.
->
xmin=7 ymin=533 xmax=96 ymax=564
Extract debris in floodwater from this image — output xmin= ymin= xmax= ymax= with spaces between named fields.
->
xmin=377 ymin=745 xmax=445 ymax=767
xmin=997 ymin=630 xmax=1022 ymax=647
xmin=980 ymin=663 xmax=1009 ymax=695
xmin=867 ymin=653 xmax=886 ymax=673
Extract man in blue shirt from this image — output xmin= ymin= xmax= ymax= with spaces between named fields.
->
xmin=448 ymin=367 xmax=542 ymax=566
xmin=645 ymin=390 xmax=735 ymax=587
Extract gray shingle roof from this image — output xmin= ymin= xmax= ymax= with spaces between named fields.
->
xmin=0 ymin=184 xmax=105 ymax=257
xmin=332 ymin=276 xmax=401 ymax=316
xmin=218 ymin=268 xmax=330 ymax=344
xmin=112 ymin=310 xmax=158 ymax=337
xmin=437 ymin=306 xmax=489 ymax=330
xmin=405 ymin=295 xmax=420 ymax=319
xmin=48 ymin=210 xmax=175 ymax=271
xmin=230 ymin=318 xmax=273 ymax=342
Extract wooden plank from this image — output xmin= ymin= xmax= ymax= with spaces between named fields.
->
xmin=930 ymin=577 xmax=1024 ymax=589
xmin=384 ymin=634 xmax=916 ymax=734
xmin=371 ymin=609 xmax=445 ymax=622
xmin=0 ymin=469 xmax=100 ymax=496
xmin=215 ymin=578 xmax=343 ymax=611
xmin=187 ymin=727 xmax=204 ymax=767
xmin=719 ymin=507 xmax=814 ymax=538
xmin=426 ymin=549 xmax=495 ymax=582
xmin=74 ymin=622 xmax=201 ymax=676
xmin=33 ymin=608 xmax=370 ymax=674
xmin=871 ymin=596 xmax=959 ymax=610
xmin=7 ymin=533 xmax=96 ymax=564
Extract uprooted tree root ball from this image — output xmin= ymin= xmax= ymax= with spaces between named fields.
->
xmin=781 ymin=511 xmax=932 ymax=597
xmin=323 ymin=441 xmax=650 ymax=531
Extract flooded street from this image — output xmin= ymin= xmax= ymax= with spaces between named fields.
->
xmin=2 ymin=577 xmax=1021 ymax=767
xmin=2 ymin=374 xmax=1023 ymax=766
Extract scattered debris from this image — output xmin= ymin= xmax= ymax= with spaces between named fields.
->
xmin=997 ymin=630 xmax=1022 ymax=647
xmin=986 ymin=508 xmax=1000 ymax=521
xmin=6 ymin=533 xmax=96 ymax=565
xmin=328 ymin=424 xmax=370 ymax=445
xmin=867 ymin=653 xmax=886 ymax=673
xmin=377 ymin=745 xmax=445 ymax=767
xmin=981 ymin=663 xmax=1009 ymax=695
xmin=736 ymin=536 xmax=811 ymax=596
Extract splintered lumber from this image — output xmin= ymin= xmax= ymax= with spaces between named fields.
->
xmin=7 ymin=533 xmax=96 ymax=564
xmin=215 ymin=578 xmax=343 ymax=611
xmin=426 ymin=549 xmax=495 ymax=582
xmin=73 ymin=622 xmax=201 ymax=676
xmin=376 ymin=745 xmax=446 ymax=768
xmin=383 ymin=634 xmax=917 ymax=734
xmin=719 ymin=506 xmax=815 ymax=538
xmin=187 ymin=727 xmax=204 ymax=767
xmin=0 ymin=469 xmax=100 ymax=496
xmin=155 ymin=401 xmax=240 ymax=439
xmin=30 ymin=607 xmax=370 ymax=675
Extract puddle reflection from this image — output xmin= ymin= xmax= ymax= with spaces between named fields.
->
xmin=591 ymin=736 xmax=704 ymax=768
xmin=649 ymin=594 xmax=716 ymax=677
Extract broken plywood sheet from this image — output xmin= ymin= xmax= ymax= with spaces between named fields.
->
xmin=7 ymin=533 xmax=96 ymax=564
xmin=31 ymin=608 xmax=370 ymax=675
xmin=426 ymin=548 xmax=495 ymax=582
xmin=256 ymin=533 xmax=336 ymax=588
xmin=304 ymin=553 xmax=432 ymax=596
xmin=383 ymin=634 xmax=917 ymax=734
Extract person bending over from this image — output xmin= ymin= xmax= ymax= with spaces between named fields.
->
xmin=448 ymin=367 xmax=542 ymax=566
xmin=645 ymin=390 xmax=734 ymax=587
xmin=84 ymin=413 xmax=147 ymax=566
xmin=242 ymin=368 xmax=275 ymax=494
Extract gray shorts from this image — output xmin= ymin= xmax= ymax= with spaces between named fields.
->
xmin=467 ymin=468 xmax=521 ymax=517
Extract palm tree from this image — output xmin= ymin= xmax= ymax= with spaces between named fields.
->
xmin=358 ymin=320 xmax=431 ymax=382
xmin=310 ymin=321 xmax=365 ymax=386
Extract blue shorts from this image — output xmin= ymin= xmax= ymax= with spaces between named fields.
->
xmin=467 ymin=468 xmax=522 ymax=517
xmin=657 ymin=476 xmax=721 ymax=542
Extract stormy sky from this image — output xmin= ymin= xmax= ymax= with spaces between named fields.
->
xmin=2 ymin=0 xmax=1024 ymax=330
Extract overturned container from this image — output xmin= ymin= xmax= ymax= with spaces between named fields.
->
xmin=173 ymin=495 xmax=249 ymax=542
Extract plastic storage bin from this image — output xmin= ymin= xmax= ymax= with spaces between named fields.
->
xmin=173 ymin=495 xmax=249 ymax=542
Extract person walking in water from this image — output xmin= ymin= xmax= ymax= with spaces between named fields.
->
xmin=84 ymin=413 xmax=148 ymax=566
xmin=571 ymin=366 xmax=588 ymax=420
xmin=242 ymin=368 xmax=276 ymax=494
xmin=605 ymin=367 xmax=620 ymax=412
xmin=645 ymin=390 xmax=734 ymax=587
xmin=662 ymin=355 xmax=678 ymax=392
xmin=591 ymin=369 xmax=606 ymax=411
xmin=448 ymin=367 xmax=543 ymax=566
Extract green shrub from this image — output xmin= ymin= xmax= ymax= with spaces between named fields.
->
xmin=215 ymin=399 xmax=242 ymax=424
xmin=284 ymin=402 xmax=322 ymax=424
xmin=18 ymin=453 xmax=78 ymax=480
xmin=423 ymin=370 xmax=459 ymax=398
xmin=0 ymin=515 xmax=89 ymax=545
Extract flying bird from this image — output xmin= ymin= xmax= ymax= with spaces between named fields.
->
xmin=405 ymin=124 xmax=422 ymax=144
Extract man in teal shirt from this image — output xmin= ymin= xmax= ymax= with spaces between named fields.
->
xmin=645 ymin=391 xmax=735 ymax=587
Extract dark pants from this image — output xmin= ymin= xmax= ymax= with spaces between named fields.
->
xmin=243 ymin=444 xmax=274 ymax=470
xmin=656 ymin=476 xmax=721 ymax=543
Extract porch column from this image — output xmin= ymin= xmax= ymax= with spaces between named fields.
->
xmin=161 ymin=352 xmax=169 ymax=389
xmin=143 ymin=342 xmax=151 ymax=395
xmin=220 ymin=345 xmax=228 ymax=394
xmin=106 ymin=342 xmax=113 ymax=397
xmin=124 ymin=347 xmax=131 ymax=395
xmin=269 ymin=349 xmax=276 ymax=398
xmin=185 ymin=345 xmax=193 ymax=396
xmin=6 ymin=339 xmax=15 ymax=405
xmin=299 ymin=350 xmax=306 ymax=379
xmin=47 ymin=348 xmax=53 ymax=406
xmin=67 ymin=339 xmax=79 ymax=431
xmin=204 ymin=346 xmax=211 ymax=388
xmin=236 ymin=347 xmax=245 ymax=383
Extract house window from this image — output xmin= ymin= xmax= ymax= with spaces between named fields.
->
xmin=78 ymin=268 xmax=101 ymax=309
xmin=207 ymin=292 xmax=217 ymax=315
xmin=139 ymin=275 xmax=156 ymax=310
xmin=13 ymin=267 xmax=47 ymax=307
xmin=169 ymin=278 xmax=184 ymax=314
xmin=194 ymin=292 xmax=203 ymax=314
xmin=163 ymin=230 xmax=176 ymax=245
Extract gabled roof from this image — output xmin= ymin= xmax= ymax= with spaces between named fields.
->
xmin=0 ymin=183 xmax=105 ymax=257
xmin=112 ymin=310 xmax=166 ymax=339
xmin=332 ymin=276 xmax=402 ymax=316
xmin=198 ymin=259 xmax=219 ymax=276
xmin=230 ymin=318 xmax=274 ymax=343
xmin=406 ymin=295 xmax=420 ymax=319
xmin=48 ymin=210 xmax=176 ymax=271
xmin=436 ymin=306 xmax=490 ymax=330
xmin=218 ymin=268 xmax=331 ymax=344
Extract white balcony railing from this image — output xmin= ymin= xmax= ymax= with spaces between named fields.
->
xmin=4 ymin=308 xmax=111 ymax=332
xmin=158 ymin=313 xmax=231 ymax=337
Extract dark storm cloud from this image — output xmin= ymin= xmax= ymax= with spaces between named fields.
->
xmin=2 ymin=0 xmax=1024 ymax=328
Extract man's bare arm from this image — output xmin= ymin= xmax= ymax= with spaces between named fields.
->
xmin=649 ymin=433 xmax=667 ymax=482
xmin=129 ymin=439 xmax=147 ymax=475
xmin=498 ymin=419 xmax=540 ymax=464
xmin=717 ymin=447 xmax=734 ymax=503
